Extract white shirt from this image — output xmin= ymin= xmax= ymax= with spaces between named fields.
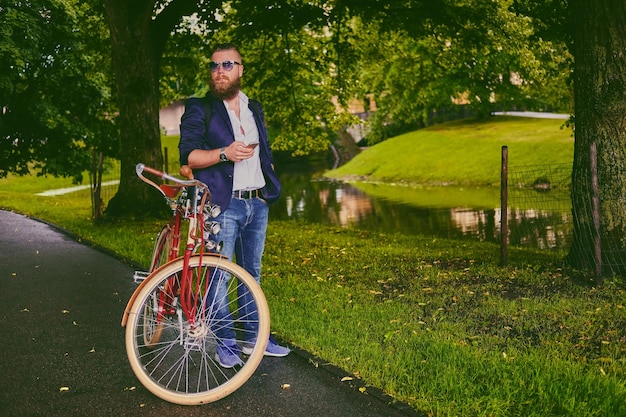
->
xmin=224 ymin=92 xmax=266 ymax=192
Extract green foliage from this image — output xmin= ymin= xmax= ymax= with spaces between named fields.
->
xmin=210 ymin=1 xmax=359 ymax=155
xmin=0 ymin=0 xmax=115 ymax=182
xmin=510 ymin=0 xmax=572 ymax=46
xmin=159 ymin=14 xmax=224 ymax=106
xmin=349 ymin=1 xmax=573 ymax=144
xmin=1 ymin=0 xmax=575 ymax=183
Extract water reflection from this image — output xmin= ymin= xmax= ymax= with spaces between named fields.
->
xmin=270 ymin=168 xmax=572 ymax=250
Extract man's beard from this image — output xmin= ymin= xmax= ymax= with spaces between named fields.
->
xmin=210 ymin=76 xmax=241 ymax=100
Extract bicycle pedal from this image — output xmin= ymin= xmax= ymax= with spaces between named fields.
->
xmin=133 ymin=271 xmax=150 ymax=283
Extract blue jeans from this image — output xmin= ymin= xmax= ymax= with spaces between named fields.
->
xmin=208 ymin=197 xmax=268 ymax=342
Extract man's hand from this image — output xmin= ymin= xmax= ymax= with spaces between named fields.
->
xmin=225 ymin=141 xmax=256 ymax=162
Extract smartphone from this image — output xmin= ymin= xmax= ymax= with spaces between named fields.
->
xmin=246 ymin=142 xmax=259 ymax=149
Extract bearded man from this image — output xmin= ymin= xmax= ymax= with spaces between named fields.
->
xmin=179 ymin=43 xmax=289 ymax=368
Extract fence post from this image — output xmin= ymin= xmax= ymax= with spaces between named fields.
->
xmin=590 ymin=141 xmax=602 ymax=284
xmin=164 ymin=147 xmax=169 ymax=175
xmin=90 ymin=149 xmax=104 ymax=222
xmin=500 ymin=146 xmax=508 ymax=266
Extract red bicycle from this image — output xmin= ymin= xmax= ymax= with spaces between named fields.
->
xmin=121 ymin=164 xmax=270 ymax=405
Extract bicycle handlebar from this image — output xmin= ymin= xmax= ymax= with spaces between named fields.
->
xmin=135 ymin=163 xmax=211 ymax=202
xmin=136 ymin=163 xmax=208 ymax=187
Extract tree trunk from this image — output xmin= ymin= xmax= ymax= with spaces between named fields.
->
xmin=103 ymin=0 xmax=166 ymax=217
xmin=567 ymin=0 xmax=626 ymax=277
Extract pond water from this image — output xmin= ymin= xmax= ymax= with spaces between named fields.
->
xmin=269 ymin=164 xmax=573 ymax=250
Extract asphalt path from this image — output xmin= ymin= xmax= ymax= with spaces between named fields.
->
xmin=0 ymin=210 xmax=423 ymax=417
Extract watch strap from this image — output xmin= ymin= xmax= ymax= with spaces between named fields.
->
xmin=219 ymin=147 xmax=229 ymax=162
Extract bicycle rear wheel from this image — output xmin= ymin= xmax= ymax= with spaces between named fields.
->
xmin=149 ymin=224 xmax=173 ymax=272
xmin=125 ymin=255 xmax=270 ymax=405
xmin=143 ymin=224 xmax=174 ymax=347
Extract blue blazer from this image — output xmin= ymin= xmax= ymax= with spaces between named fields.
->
xmin=178 ymin=95 xmax=281 ymax=211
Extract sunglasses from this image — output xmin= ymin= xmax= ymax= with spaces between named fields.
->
xmin=209 ymin=60 xmax=242 ymax=72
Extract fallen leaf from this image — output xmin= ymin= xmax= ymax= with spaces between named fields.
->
xmin=59 ymin=387 xmax=70 ymax=392
xmin=89 ymin=347 xmax=96 ymax=353
xmin=341 ymin=376 xmax=354 ymax=382
xmin=62 ymin=310 xmax=70 ymax=314
xmin=281 ymin=384 xmax=291 ymax=389
xmin=359 ymin=387 xmax=366 ymax=393
xmin=21 ymin=308 xmax=29 ymax=312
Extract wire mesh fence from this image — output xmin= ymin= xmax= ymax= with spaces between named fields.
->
xmin=93 ymin=155 xmax=180 ymax=212
xmin=90 ymin=156 xmax=119 ymax=218
xmin=504 ymin=146 xmax=626 ymax=280
xmin=568 ymin=142 xmax=626 ymax=279
xmin=506 ymin=163 xmax=573 ymax=252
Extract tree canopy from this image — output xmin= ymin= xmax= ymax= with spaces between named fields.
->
xmin=0 ymin=0 xmax=115 ymax=182
xmin=2 ymin=0 xmax=574 ymax=215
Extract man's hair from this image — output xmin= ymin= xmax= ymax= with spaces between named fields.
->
xmin=213 ymin=43 xmax=240 ymax=56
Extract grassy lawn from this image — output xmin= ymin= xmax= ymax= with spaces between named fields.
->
xmin=326 ymin=116 xmax=574 ymax=186
xmin=2 ymin=118 xmax=626 ymax=416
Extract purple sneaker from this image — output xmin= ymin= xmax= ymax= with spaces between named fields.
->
xmin=242 ymin=336 xmax=290 ymax=357
xmin=215 ymin=343 xmax=243 ymax=368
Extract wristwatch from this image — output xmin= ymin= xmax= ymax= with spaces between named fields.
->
xmin=219 ymin=147 xmax=229 ymax=162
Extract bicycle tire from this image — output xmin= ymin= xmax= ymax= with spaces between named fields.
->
xmin=149 ymin=224 xmax=173 ymax=272
xmin=125 ymin=255 xmax=270 ymax=405
xmin=143 ymin=225 xmax=172 ymax=347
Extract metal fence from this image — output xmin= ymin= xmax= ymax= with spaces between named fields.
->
xmin=501 ymin=144 xmax=626 ymax=281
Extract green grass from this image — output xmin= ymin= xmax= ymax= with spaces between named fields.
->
xmin=327 ymin=116 xmax=574 ymax=187
xmin=3 ymin=120 xmax=626 ymax=416
xmin=263 ymin=224 xmax=626 ymax=416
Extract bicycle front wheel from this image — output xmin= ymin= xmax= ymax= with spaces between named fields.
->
xmin=125 ymin=255 xmax=270 ymax=405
